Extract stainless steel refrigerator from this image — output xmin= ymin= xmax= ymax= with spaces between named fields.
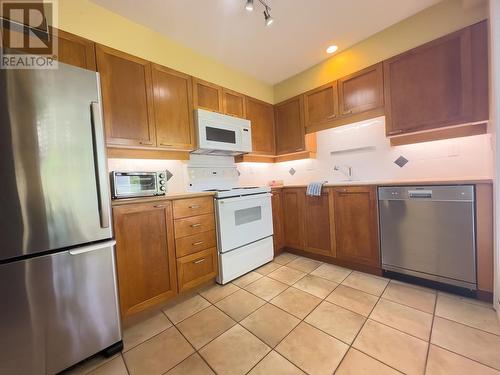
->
xmin=0 ymin=62 xmax=122 ymax=374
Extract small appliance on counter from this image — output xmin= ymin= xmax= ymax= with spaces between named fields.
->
xmin=111 ymin=171 xmax=167 ymax=199
xmin=187 ymin=163 xmax=273 ymax=284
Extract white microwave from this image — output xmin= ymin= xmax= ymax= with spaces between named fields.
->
xmin=193 ymin=108 xmax=252 ymax=156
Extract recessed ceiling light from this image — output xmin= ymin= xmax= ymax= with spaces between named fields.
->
xmin=326 ymin=45 xmax=338 ymax=54
xmin=245 ymin=0 xmax=254 ymax=11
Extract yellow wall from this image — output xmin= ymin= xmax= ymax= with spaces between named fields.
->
xmin=273 ymin=0 xmax=488 ymax=103
xmin=57 ymin=0 xmax=274 ymax=104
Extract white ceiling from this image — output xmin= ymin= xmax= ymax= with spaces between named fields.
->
xmin=91 ymin=0 xmax=442 ymax=84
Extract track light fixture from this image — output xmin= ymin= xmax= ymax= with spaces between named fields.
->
xmin=244 ymin=0 xmax=274 ymax=26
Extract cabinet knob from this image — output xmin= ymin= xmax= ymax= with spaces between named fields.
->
xmin=327 ymin=113 xmax=337 ymax=119
xmin=153 ymin=204 xmax=166 ymax=208
xmin=193 ymin=258 xmax=206 ymax=264
xmin=343 ymin=110 xmax=353 ymax=115
xmin=191 ymin=223 xmax=201 ymax=228
xmin=190 ymin=205 xmax=201 ymax=209
xmin=192 ymin=241 xmax=204 ymax=246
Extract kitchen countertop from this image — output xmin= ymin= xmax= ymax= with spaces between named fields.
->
xmin=270 ymin=177 xmax=493 ymax=189
xmin=111 ymin=191 xmax=216 ymax=206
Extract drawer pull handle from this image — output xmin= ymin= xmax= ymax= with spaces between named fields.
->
xmin=191 ymin=223 xmax=201 ymax=228
xmin=190 ymin=205 xmax=201 ymax=209
xmin=160 ymin=143 xmax=173 ymax=147
xmin=154 ymin=204 xmax=166 ymax=208
xmin=327 ymin=113 xmax=337 ymax=119
xmin=343 ymin=110 xmax=353 ymax=115
xmin=192 ymin=241 xmax=204 ymax=246
xmin=193 ymin=258 xmax=206 ymax=264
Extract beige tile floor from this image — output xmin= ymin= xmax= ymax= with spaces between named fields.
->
xmin=65 ymin=252 xmax=500 ymax=375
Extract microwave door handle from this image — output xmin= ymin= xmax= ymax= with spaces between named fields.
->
xmin=90 ymin=101 xmax=110 ymax=228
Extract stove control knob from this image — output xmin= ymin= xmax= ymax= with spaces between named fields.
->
xmin=160 ymin=186 xmax=166 ymax=191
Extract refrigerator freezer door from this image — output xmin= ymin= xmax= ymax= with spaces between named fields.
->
xmin=0 ymin=63 xmax=112 ymax=261
xmin=0 ymin=241 xmax=121 ymax=375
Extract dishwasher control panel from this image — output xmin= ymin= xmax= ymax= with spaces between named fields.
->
xmin=378 ymin=185 xmax=474 ymax=202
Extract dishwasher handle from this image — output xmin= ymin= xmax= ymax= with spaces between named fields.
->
xmin=408 ymin=190 xmax=432 ymax=199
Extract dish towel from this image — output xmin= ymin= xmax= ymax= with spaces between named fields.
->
xmin=306 ymin=181 xmax=327 ymax=197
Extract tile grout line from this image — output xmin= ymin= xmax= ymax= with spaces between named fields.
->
xmin=423 ymin=290 xmax=438 ymax=375
xmin=429 ymin=342 xmax=500 ymax=373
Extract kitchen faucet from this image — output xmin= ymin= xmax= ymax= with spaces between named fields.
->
xmin=334 ymin=165 xmax=353 ymax=180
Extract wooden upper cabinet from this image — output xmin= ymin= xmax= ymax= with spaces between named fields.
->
xmin=282 ymin=188 xmax=305 ymax=249
xmin=152 ymin=64 xmax=194 ymax=150
xmin=275 ymin=96 xmax=306 ymax=155
xmin=193 ymin=78 xmax=223 ymax=112
xmin=384 ymin=21 xmax=488 ymax=136
xmin=333 ymin=186 xmax=380 ymax=268
xmin=223 ymin=88 xmax=246 ymax=118
xmin=303 ymin=189 xmax=335 ymax=257
xmin=303 ymin=81 xmax=339 ymax=131
xmin=338 ymin=63 xmax=384 ymax=116
xmin=55 ymin=29 xmax=96 ymax=71
xmin=113 ymin=202 xmax=178 ymax=317
xmin=96 ymin=45 xmax=156 ymax=147
xmin=245 ymin=96 xmax=275 ymax=155
xmin=271 ymin=189 xmax=284 ymax=254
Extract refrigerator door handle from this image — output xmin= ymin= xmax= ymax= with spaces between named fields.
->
xmin=69 ymin=240 xmax=116 ymax=255
xmin=90 ymin=101 xmax=110 ymax=229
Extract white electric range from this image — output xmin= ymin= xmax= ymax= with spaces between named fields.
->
xmin=187 ymin=164 xmax=274 ymax=284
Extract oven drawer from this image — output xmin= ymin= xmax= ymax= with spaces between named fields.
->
xmin=174 ymin=214 xmax=215 ymax=238
xmin=175 ymin=230 xmax=216 ymax=258
xmin=177 ymin=248 xmax=217 ymax=292
xmin=173 ymin=197 xmax=214 ymax=219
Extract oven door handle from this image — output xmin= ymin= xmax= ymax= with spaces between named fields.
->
xmin=217 ymin=193 xmax=272 ymax=204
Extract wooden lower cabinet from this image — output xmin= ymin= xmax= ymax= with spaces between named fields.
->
xmin=177 ymin=248 xmax=218 ymax=292
xmin=282 ymin=188 xmax=305 ymax=249
xmin=332 ymin=186 xmax=380 ymax=268
xmin=303 ymin=189 xmax=335 ymax=257
xmin=113 ymin=196 xmax=218 ymax=317
xmin=271 ymin=189 xmax=284 ymax=254
xmin=113 ymin=202 xmax=178 ymax=318
xmin=281 ymin=186 xmax=380 ymax=272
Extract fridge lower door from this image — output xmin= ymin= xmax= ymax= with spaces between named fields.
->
xmin=0 ymin=241 xmax=121 ymax=375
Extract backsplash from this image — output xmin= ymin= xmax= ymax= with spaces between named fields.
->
xmin=238 ymin=117 xmax=494 ymax=186
xmin=108 ymin=117 xmax=493 ymax=193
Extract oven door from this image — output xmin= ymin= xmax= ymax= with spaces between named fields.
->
xmin=216 ymin=193 xmax=273 ymax=253
xmin=113 ymin=172 xmax=158 ymax=198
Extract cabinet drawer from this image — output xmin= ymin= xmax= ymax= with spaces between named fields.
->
xmin=175 ymin=230 xmax=217 ymax=258
xmin=177 ymin=248 xmax=217 ymax=292
xmin=174 ymin=213 xmax=215 ymax=238
xmin=173 ymin=197 xmax=214 ymax=219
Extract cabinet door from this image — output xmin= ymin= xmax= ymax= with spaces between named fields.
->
xmin=303 ymin=82 xmax=338 ymax=130
xmin=303 ymin=189 xmax=335 ymax=257
xmin=245 ymin=97 xmax=275 ymax=155
xmin=338 ymin=63 xmax=383 ymax=116
xmin=282 ymin=188 xmax=305 ymax=250
xmin=333 ymin=186 xmax=379 ymax=267
xmin=223 ymin=88 xmax=246 ymax=118
xmin=271 ymin=189 xmax=284 ymax=254
xmin=56 ymin=29 xmax=96 ymax=71
xmin=193 ymin=78 xmax=223 ymax=112
xmin=96 ymin=45 xmax=156 ymax=147
xmin=152 ymin=64 xmax=194 ymax=150
xmin=275 ymin=96 xmax=306 ymax=155
xmin=383 ymin=22 xmax=487 ymax=136
xmin=113 ymin=202 xmax=177 ymax=317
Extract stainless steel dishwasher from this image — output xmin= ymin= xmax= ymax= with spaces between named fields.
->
xmin=378 ymin=185 xmax=476 ymax=290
